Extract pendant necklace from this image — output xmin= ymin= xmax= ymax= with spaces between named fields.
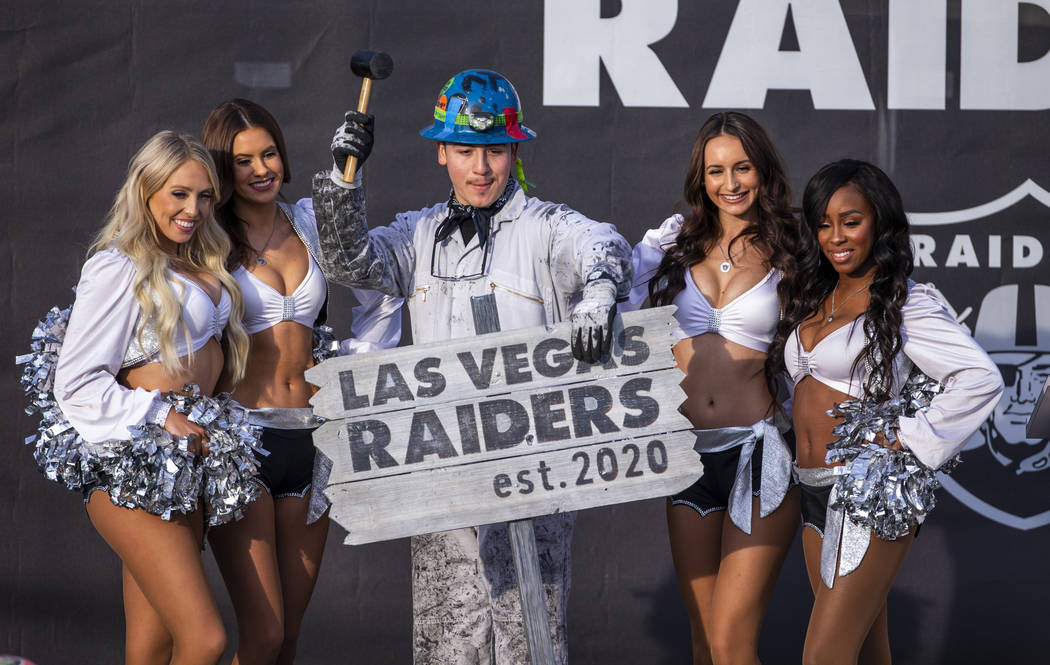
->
xmin=251 ymin=207 xmax=283 ymax=266
xmin=716 ymin=238 xmax=747 ymax=273
xmin=825 ymin=282 xmax=871 ymax=323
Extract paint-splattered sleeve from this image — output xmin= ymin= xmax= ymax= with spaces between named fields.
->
xmin=545 ymin=203 xmax=633 ymax=298
xmin=312 ymin=172 xmax=417 ymax=298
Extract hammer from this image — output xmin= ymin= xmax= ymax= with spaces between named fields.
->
xmin=343 ymin=49 xmax=394 ymax=182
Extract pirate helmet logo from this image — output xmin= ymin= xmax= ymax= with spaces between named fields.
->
xmin=972 ymin=285 xmax=1050 ymax=475
xmin=912 ymin=179 xmax=1050 ymax=530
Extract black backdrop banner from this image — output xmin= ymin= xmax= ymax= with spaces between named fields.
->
xmin=4 ymin=2 xmax=1048 ymax=663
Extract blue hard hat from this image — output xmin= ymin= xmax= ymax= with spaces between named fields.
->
xmin=419 ymin=69 xmax=536 ymax=144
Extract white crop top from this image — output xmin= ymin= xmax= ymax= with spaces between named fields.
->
xmin=629 ymin=214 xmax=779 ymax=352
xmin=55 ymin=249 xmax=232 ymax=443
xmin=785 ymin=315 xmax=871 ymax=398
xmin=122 ymin=271 xmax=231 ymax=367
xmin=234 ymin=252 xmax=326 ymax=334
xmin=784 ymin=281 xmax=1004 ymax=469
xmin=673 ymin=268 xmax=779 ymax=352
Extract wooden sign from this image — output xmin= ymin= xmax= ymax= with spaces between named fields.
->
xmin=306 ymin=306 xmax=699 ymax=545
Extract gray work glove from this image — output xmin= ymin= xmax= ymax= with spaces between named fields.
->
xmin=329 ymin=110 xmax=374 ymax=185
xmin=571 ymin=278 xmax=618 ymax=363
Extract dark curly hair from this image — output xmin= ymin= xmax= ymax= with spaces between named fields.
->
xmin=201 ymin=99 xmax=291 ymax=269
xmin=766 ymin=159 xmax=913 ymax=401
xmin=647 ymin=112 xmax=799 ymax=308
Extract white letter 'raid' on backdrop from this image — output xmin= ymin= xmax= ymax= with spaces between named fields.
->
xmin=888 ymin=0 xmax=946 ymax=109
xmin=702 ymin=0 xmax=875 ymax=109
xmin=543 ymin=0 xmax=688 ymax=107
xmin=961 ymin=0 xmax=1050 ymax=109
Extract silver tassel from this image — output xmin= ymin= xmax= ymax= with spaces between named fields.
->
xmin=18 ymin=304 xmax=262 ymax=525
xmin=824 ymin=367 xmax=958 ymax=542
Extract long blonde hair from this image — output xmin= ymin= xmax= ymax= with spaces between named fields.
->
xmin=90 ymin=131 xmax=250 ymax=382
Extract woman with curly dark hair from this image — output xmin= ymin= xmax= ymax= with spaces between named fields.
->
xmin=767 ymin=159 xmax=1002 ymax=664
xmin=630 ymin=112 xmax=802 ymax=665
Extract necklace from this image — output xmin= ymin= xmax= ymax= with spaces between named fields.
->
xmin=825 ymin=282 xmax=871 ymax=323
xmin=250 ymin=207 xmax=284 ymax=266
xmin=716 ymin=238 xmax=747 ymax=273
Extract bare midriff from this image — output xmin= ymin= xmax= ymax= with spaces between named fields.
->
xmin=673 ymin=332 xmax=774 ymax=430
xmin=792 ymin=375 xmax=853 ymax=468
xmin=219 ymin=322 xmax=315 ymax=408
xmin=119 ymin=337 xmax=225 ymax=395
xmin=792 ymin=289 xmax=874 ymax=468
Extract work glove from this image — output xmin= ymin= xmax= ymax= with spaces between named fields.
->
xmin=571 ymin=278 xmax=618 ymax=363
xmin=330 ymin=110 xmax=374 ymax=185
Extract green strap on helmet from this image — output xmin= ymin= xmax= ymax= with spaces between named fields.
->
xmin=515 ymin=157 xmax=536 ymax=193
xmin=433 ymin=106 xmax=524 ymax=131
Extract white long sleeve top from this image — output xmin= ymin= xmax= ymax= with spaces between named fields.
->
xmin=627 ymin=214 xmax=781 ymax=352
xmin=785 ymin=281 xmax=1005 ymax=469
xmin=54 ymin=249 xmax=230 ymax=444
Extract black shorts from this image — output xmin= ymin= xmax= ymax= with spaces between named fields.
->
xmin=670 ymin=431 xmax=797 ymax=516
xmin=800 ymin=476 xmax=921 ymax=540
xmin=800 ymin=481 xmax=832 ymax=536
xmin=254 ymin=427 xmax=317 ymax=499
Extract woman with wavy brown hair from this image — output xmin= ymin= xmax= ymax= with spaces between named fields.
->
xmin=201 ymin=99 xmax=399 ymax=665
xmin=630 ymin=112 xmax=802 ymax=665
xmin=768 ymin=159 xmax=1002 ymax=664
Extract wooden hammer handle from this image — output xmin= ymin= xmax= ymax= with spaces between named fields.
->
xmin=342 ymin=77 xmax=374 ymax=183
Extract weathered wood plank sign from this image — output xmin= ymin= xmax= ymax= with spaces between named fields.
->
xmin=306 ymin=306 xmax=699 ymax=545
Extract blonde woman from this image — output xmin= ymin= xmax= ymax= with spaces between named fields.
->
xmin=50 ymin=131 xmax=257 ymax=665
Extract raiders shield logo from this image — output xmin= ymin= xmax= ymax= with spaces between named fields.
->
xmin=910 ymin=180 xmax=1050 ymax=530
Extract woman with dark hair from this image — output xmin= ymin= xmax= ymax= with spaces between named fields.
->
xmin=630 ymin=112 xmax=802 ymax=665
xmin=201 ymin=99 xmax=400 ymax=664
xmin=767 ymin=159 xmax=1002 ymax=664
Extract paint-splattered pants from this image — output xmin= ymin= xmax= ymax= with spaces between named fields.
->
xmin=412 ymin=512 xmax=575 ymax=665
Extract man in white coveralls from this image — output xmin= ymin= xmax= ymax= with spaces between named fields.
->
xmin=311 ymin=68 xmax=633 ymax=664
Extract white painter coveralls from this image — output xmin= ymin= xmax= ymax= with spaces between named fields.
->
xmin=312 ymin=172 xmax=632 ymax=664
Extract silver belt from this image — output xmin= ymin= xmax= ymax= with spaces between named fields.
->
xmin=692 ymin=415 xmax=793 ymax=535
xmin=246 ymin=407 xmax=325 ymax=430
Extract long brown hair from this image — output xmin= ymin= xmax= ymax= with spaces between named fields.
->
xmin=201 ymin=99 xmax=291 ymax=269
xmin=648 ymin=112 xmax=799 ymax=307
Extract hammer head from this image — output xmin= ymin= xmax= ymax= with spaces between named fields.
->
xmin=350 ymin=50 xmax=393 ymax=80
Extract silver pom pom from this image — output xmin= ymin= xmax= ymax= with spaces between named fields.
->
xmin=106 ymin=424 xmax=204 ymax=520
xmin=18 ymin=304 xmax=262 ymax=524
xmin=192 ymin=392 xmax=264 ymax=526
xmin=825 ymin=366 xmax=958 ymax=540
xmin=17 ymin=305 xmax=72 ymax=412
xmin=16 ymin=305 xmax=99 ymax=491
xmin=121 ymin=387 xmax=263 ymax=526
xmin=312 ymin=324 xmax=340 ymax=364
